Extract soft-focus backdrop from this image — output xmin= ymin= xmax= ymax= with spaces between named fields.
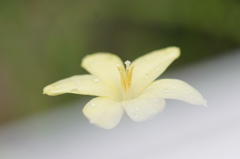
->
xmin=0 ymin=0 xmax=240 ymax=124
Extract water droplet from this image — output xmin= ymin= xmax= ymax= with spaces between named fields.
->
xmin=136 ymin=67 xmax=140 ymax=71
xmin=144 ymin=74 xmax=149 ymax=79
xmin=90 ymin=64 xmax=95 ymax=68
xmin=93 ymin=78 xmax=99 ymax=82
xmin=104 ymin=83 xmax=110 ymax=89
xmin=189 ymin=94 xmax=194 ymax=98
xmin=90 ymin=102 xmax=96 ymax=107
xmin=133 ymin=113 xmax=139 ymax=118
xmin=163 ymin=89 xmax=170 ymax=93
xmin=71 ymin=89 xmax=79 ymax=93
xmin=182 ymin=85 xmax=189 ymax=89
xmin=76 ymin=81 xmax=81 ymax=86
xmin=135 ymin=107 xmax=140 ymax=111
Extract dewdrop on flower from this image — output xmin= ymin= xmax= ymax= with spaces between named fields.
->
xmin=43 ymin=47 xmax=207 ymax=129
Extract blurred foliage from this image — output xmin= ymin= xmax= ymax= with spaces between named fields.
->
xmin=0 ymin=0 xmax=239 ymax=124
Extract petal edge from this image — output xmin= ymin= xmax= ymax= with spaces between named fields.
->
xmin=83 ymin=97 xmax=124 ymax=129
xmin=131 ymin=47 xmax=180 ymax=97
xmin=143 ymin=79 xmax=207 ymax=106
xmin=43 ymin=75 xmax=117 ymax=99
xmin=123 ymin=93 xmax=166 ymax=122
xmin=81 ymin=53 xmax=124 ymax=98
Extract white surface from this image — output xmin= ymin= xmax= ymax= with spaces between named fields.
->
xmin=0 ymin=51 xmax=240 ymax=159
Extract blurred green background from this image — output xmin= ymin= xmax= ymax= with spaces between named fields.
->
xmin=0 ymin=0 xmax=239 ymax=125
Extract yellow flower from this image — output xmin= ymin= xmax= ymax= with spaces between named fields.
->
xmin=43 ymin=47 xmax=207 ymax=129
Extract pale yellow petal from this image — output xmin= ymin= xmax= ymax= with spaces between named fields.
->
xmin=43 ymin=75 xmax=117 ymax=99
xmin=143 ymin=79 xmax=207 ymax=106
xmin=131 ymin=47 xmax=180 ymax=97
xmin=81 ymin=53 xmax=124 ymax=99
xmin=83 ymin=97 xmax=124 ymax=129
xmin=123 ymin=93 xmax=166 ymax=122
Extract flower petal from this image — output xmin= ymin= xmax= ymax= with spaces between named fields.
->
xmin=123 ymin=93 xmax=165 ymax=122
xmin=131 ymin=47 xmax=180 ymax=97
xmin=82 ymin=97 xmax=124 ymax=129
xmin=143 ymin=79 xmax=207 ymax=106
xmin=43 ymin=75 xmax=117 ymax=99
xmin=81 ymin=53 xmax=124 ymax=97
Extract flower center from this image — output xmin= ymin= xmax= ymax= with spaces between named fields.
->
xmin=117 ymin=60 xmax=134 ymax=99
